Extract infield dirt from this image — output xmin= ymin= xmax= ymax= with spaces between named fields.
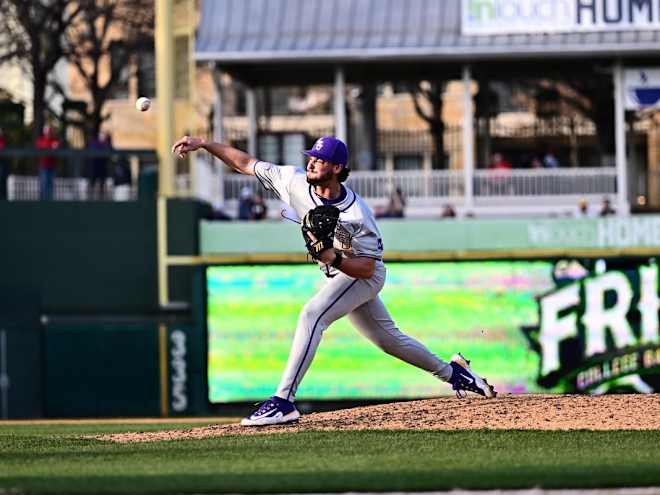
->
xmin=100 ymin=393 xmax=660 ymax=443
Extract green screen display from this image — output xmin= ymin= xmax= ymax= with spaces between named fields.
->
xmin=207 ymin=261 xmax=555 ymax=402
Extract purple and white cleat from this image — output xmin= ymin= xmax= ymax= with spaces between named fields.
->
xmin=240 ymin=396 xmax=301 ymax=426
xmin=448 ymin=352 xmax=497 ymax=398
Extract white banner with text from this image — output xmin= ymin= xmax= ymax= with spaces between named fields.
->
xmin=462 ymin=0 xmax=660 ymax=35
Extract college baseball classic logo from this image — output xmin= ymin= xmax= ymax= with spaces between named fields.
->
xmin=522 ymin=258 xmax=660 ymax=394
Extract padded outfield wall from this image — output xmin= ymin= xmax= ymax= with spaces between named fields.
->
xmin=3 ymin=210 xmax=660 ymax=418
xmin=0 ymin=200 xmax=209 ymax=419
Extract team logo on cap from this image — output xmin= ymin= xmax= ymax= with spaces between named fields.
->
xmin=314 ymin=139 xmax=324 ymax=151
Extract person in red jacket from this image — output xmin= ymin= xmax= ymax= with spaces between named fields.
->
xmin=36 ymin=125 xmax=60 ymax=200
xmin=486 ymin=152 xmax=513 ymax=194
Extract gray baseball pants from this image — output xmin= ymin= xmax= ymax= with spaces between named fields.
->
xmin=275 ymin=262 xmax=452 ymax=401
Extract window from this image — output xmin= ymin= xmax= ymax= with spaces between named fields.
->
xmin=282 ymin=134 xmax=305 ymax=166
xmin=394 ymin=154 xmax=423 ymax=170
xmin=258 ymin=134 xmax=279 ymax=163
xmin=258 ymin=87 xmax=331 ymax=116
xmin=109 ymin=41 xmax=129 ymax=100
xmin=257 ymin=133 xmax=306 ymax=166
xmin=137 ymin=47 xmax=156 ymax=98
xmin=491 ymin=82 xmax=529 ymax=113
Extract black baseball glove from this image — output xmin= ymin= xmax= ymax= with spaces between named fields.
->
xmin=301 ymin=205 xmax=340 ymax=259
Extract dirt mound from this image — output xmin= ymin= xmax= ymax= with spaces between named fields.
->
xmin=99 ymin=394 xmax=660 ymax=443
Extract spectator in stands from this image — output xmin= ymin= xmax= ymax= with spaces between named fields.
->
xmin=530 ymin=156 xmax=543 ymax=169
xmin=376 ymin=187 xmax=406 ymax=218
xmin=486 ymin=152 xmax=513 ymax=194
xmin=249 ymin=192 xmax=268 ymax=220
xmin=488 ymin=152 xmax=512 ymax=171
xmin=88 ymin=130 xmax=112 ymax=200
xmin=543 ymin=148 xmax=560 ymax=168
xmin=440 ymin=203 xmax=456 ymax=218
xmin=574 ymin=198 xmax=590 ymax=218
xmin=238 ymin=186 xmax=254 ymax=220
xmin=112 ymin=156 xmax=132 ymax=201
xmin=599 ymin=197 xmax=616 ymax=217
xmin=36 ymin=125 xmax=60 ymax=200
xmin=0 ymin=127 xmax=6 ymax=199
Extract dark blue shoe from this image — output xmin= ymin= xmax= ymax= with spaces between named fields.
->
xmin=240 ymin=396 xmax=301 ymax=426
xmin=448 ymin=353 xmax=497 ymax=398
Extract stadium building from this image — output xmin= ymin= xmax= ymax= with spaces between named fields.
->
xmin=189 ymin=0 xmax=660 ymax=218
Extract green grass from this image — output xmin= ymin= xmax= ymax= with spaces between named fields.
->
xmin=1 ymin=424 xmax=659 ymax=494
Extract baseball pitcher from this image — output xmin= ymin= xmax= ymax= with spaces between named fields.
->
xmin=171 ymin=135 xmax=496 ymax=426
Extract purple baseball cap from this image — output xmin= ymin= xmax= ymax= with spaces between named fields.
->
xmin=303 ymin=136 xmax=348 ymax=167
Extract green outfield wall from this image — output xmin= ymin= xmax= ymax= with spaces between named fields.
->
xmin=0 ymin=199 xmax=209 ymax=313
xmin=42 ymin=319 xmax=207 ymax=417
xmin=0 ymin=289 xmax=43 ymax=418
xmin=4 ymin=206 xmax=660 ymax=418
xmin=0 ymin=199 xmax=210 ymax=418
xmin=200 ymin=215 xmax=660 ymax=257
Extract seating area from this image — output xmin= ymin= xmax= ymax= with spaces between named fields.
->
xmin=217 ymin=166 xmax=619 ymax=218
xmin=7 ymin=175 xmax=136 ymax=201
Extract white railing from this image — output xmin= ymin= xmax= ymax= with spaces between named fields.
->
xmin=8 ymin=167 xmax=616 ymax=205
xmin=7 ymin=175 xmax=137 ymax=201
xmin=220 ymin=170 xmax=466 ymax=201
xmin=219 ymin=167 xmax=616 ymax=201
xmin=347 ymin=170 xmax=465 ymax=199
xmin=222 ymin=174 xmax=281 ymax=201
xmin=473 ymin=167 xmax=617 ymax=198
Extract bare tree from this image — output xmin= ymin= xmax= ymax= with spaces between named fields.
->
xmin=62 ymin=0 xmax=154 ymax=138
xmin=0 ymin=0 xmax=85 ymax=141
xmin=408 ymin=81 xmax=447 ymax=169
xmin=0 ymin=0 xmax=153 ymax=142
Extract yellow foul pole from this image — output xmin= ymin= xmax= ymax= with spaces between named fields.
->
xmin=155 ymin=0 xmax=174 ymax=307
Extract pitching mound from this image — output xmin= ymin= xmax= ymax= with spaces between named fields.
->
xmin=99 ymin=394 xmax=660 ymax=443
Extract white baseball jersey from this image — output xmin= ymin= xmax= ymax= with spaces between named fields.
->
xmin=249 ymin=160 xmax=451 ymax=402
xmin=253 ymin=161 xmax=384 ymax=276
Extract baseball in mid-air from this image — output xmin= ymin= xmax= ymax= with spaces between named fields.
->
xmin=135 ymin=97 xmax=151 ymax=112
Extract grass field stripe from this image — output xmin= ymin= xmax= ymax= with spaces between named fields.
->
xmin=330 ymin=490 xmax=660 ymax=495
xmin=8 ymin=428 xmax=659 ymax=492
xmin=158 ymin=323 xmax=168 ymax=417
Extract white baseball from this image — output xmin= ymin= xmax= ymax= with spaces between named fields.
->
xmin=136 ymin=97 xmax=151 ymax=112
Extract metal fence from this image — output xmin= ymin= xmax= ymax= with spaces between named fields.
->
xmin=347 ymin=170 xmax=465 ymax=199
xmin=0 ymin=148 xmax=154 ymax=201
xmin=7 ymin=175 xmax=137 ymax=201
xmin=219 ymin=167 xmax=617 ymax=202
xmin=473 ymin=167 xmax=617 ymax=198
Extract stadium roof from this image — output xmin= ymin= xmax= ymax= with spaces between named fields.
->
xmin=195 ymin=0 xmax=660 ymax=65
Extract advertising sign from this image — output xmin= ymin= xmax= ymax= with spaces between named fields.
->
xmin=170 ymin=329 xmax=188 ymax=413
xmin=202 ymin=216 xmax=660 ymax=256
xmin=207 ymin=260 xmax=660 ymax=403
xmin=523 ymin=257 xmax=660 ymax=394
xmin=624 ymin=68 xmax=660 ymax=110
xmin=207 ymin=262 xmax=554 ymax=402
xmin=462 ymin=0 xmax=660 ymax=35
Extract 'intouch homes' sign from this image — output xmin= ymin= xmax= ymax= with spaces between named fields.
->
xmin=462 ymin=0 xmax=660 ymax=35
